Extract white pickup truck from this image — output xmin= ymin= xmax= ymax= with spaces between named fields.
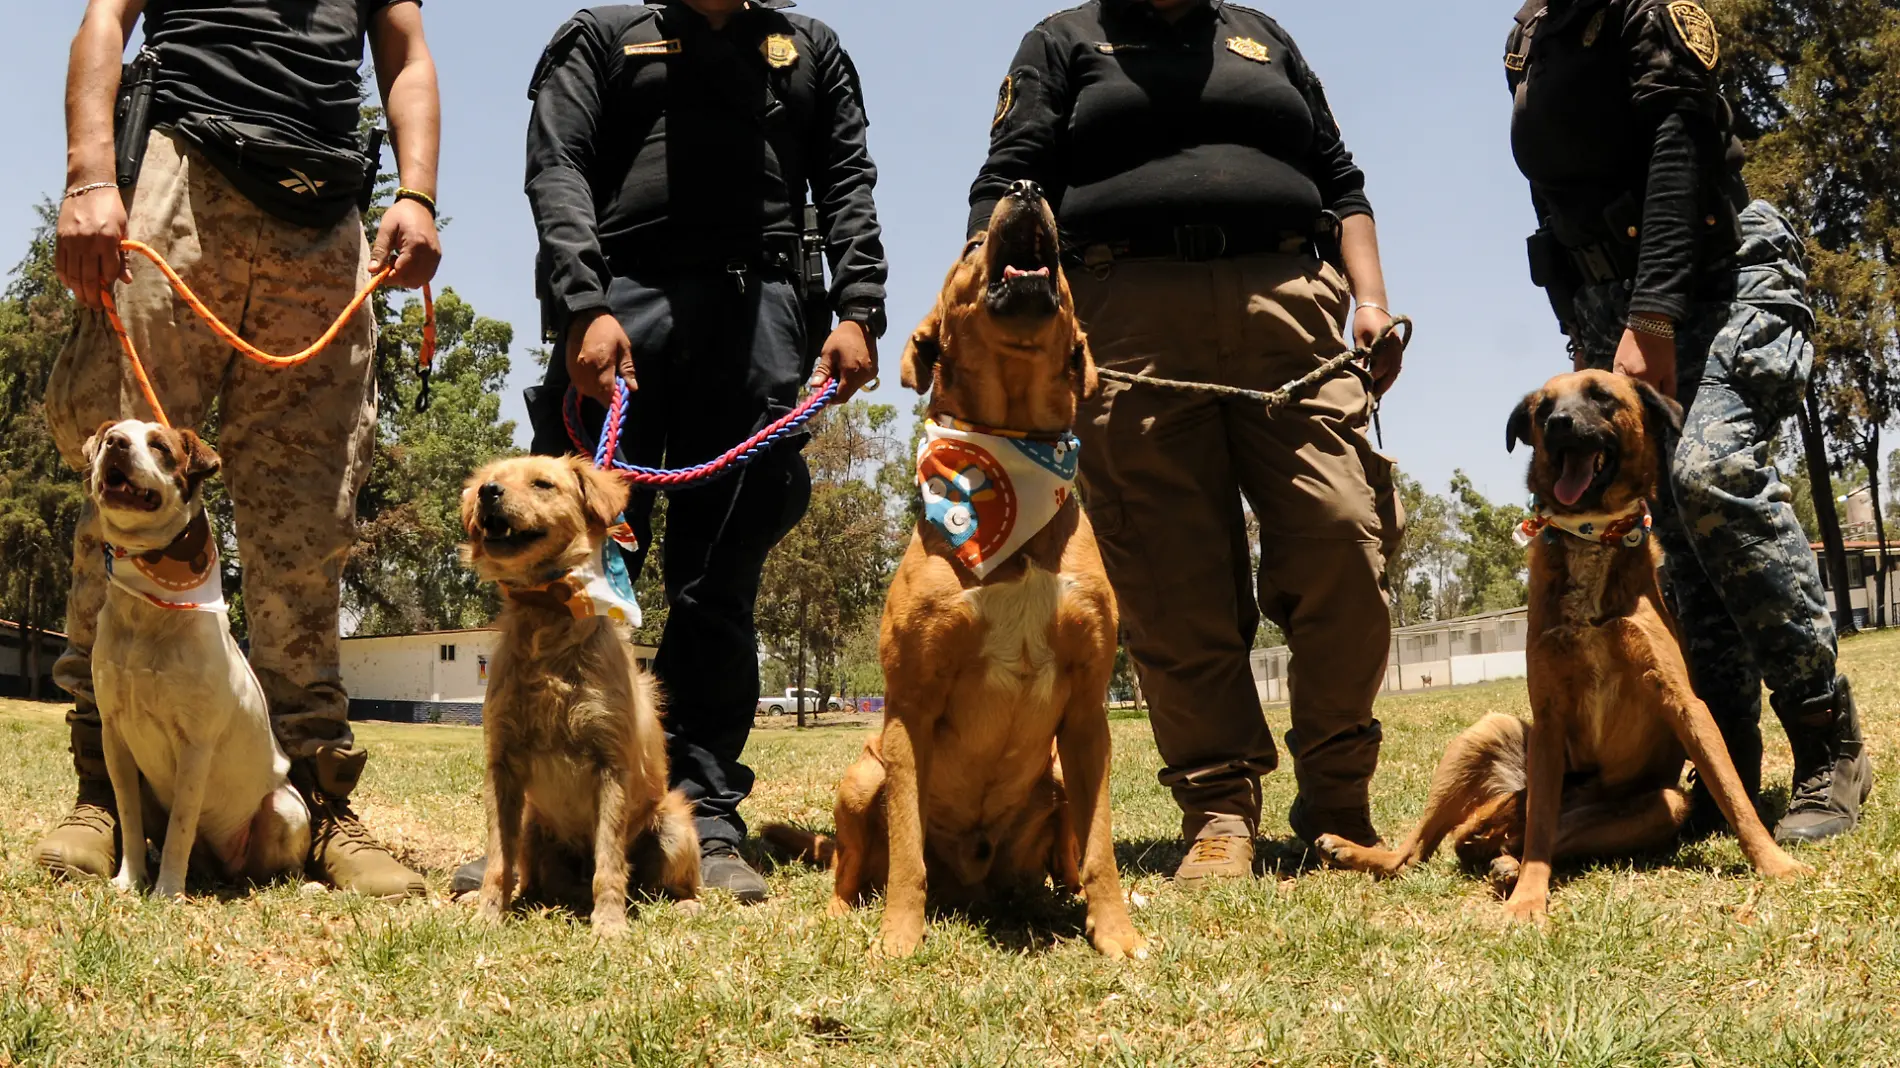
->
xmin=757 ymin=688 xmax=843 ymax=717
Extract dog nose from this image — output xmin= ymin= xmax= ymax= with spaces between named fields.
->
xmin=1544 ymin=412 xmax=1576 ymax=439
xmin=478 ymin=482 xmax=504 ymax=504
xmin=1007 ymin=180 xmax=1043 ymax=202
xmin=104 ymin=434 xmax=129 ymax=453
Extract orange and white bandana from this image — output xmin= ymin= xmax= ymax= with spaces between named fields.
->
xmin=103 ymin=511 xmax=226 ymax=613
xmin=1515 ymin=500 xmax=1652 ymax=549
xmin=501 ymin=522 xmax=643 ymax=626
xmin=918 ymin=417 xmax=1079 ymax=579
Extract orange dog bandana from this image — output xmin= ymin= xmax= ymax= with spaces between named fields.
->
xmin=918 ymin=417 xmax=1079 ymax=578
xmin=104 ymin=511 xmax=226 ymax=613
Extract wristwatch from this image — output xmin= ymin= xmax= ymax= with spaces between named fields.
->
xmin=838 ymin=303 xmax=888 ymax=340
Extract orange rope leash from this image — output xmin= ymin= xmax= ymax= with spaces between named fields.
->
xmin=101 ymin=239 xmax=437 ymax=428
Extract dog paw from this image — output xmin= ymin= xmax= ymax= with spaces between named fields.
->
xmin=476 ymin=894 xmax=507 ymax=926
xmin=673 ymin=897 xmax=704 ymax=917
xmin=1760 ymin=853 xmax=1813 ymax=881
xmin=876 ymin=920 xmax=924 ymax=959
xmin=592 ymin=912 xmax=631 ymax=940
xmin=152 ymin=879 xmax=186 ymax=901
xmin=1090 ymin=924 xmax=1149 ymax=961
xmin=1312 ymin=834 xmax=1354 ymax=866
xmin=826 ymin=896 xmax=855 ymax=918
xmin=1501 ymin=892 xmax=1548 ymax=924
xmin=110 ymin=872 xmax=145 ymax=896
xmin=1486 ymin=855 xmax=1521 ymax=891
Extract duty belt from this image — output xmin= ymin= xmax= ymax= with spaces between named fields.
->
xmin=1562 ymin=239 xmax=1636 ymax=286
xmin=1066 ymin=221 xmax=1326 ymax=268
xmin=604 ymin=233 xmax=803 ymax=279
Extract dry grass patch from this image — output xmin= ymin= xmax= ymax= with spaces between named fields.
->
xmin=5 ymin=632 xmax=1900 ymax=1065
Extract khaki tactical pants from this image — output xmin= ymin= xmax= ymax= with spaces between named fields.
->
xmin=44 ymin=129 xmax=377 ymax=758
xmin=1071 ymin=254 xmax=1398 ymax=839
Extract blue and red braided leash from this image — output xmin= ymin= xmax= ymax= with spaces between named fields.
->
xmin=563 ymin=376 xmax=840 ymax=488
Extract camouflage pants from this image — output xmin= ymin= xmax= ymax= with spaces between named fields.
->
xmin=1571 ymin=200 xmax=1837 ymax=729
xmin=43 ymin=129 xmax=377 ymax=758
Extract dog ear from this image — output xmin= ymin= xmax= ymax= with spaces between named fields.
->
xmin=570 ymin=456 xmax=630 ymax=529
xmin=81 ymin=421 xmax=119 ymax=465
xmin=900 ymin=306 xmax=943 ymax=396
xmin=1071 ymin=328 xmax=1100 ymax=399
xmin=175 ymin=429 xmax=221 ymax=495
xmin=1633 ymin=380 xmax=1684 ymax=442
xmin=1506 ymin=392 xmax=1537 ymax=454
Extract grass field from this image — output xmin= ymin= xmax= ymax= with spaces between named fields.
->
xmin=5 ymin=634 xmax=1900 ymax=1066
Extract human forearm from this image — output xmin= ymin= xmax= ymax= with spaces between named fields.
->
xmin=371 ymin=2 xmax=439 ymax=196
xmin=1339 ymin=213 xmax=1389 ymax=309
xmin=65 ymin=0 xmax=141 ymax=186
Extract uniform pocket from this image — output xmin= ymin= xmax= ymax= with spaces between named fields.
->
xmin=1705 ymin=303 xmax=1812 ymax=424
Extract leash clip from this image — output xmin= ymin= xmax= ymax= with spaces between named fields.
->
xmin=414 ymin=366 xmax=433 ymax=414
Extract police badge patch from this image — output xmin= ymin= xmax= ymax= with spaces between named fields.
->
xmin=1225 ymin=37 xmax=1271 ymax=64
xmin=993 ymin=76 xmax=1015 ymax=129
xmin=761 ymin=33 xmax=798 ymax=69
xmin=1667 ymin=1 xmax=1720 ymax=70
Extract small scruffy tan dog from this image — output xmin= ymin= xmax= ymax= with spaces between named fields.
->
xmin=461 ymin=455 xmax=698 ymax=935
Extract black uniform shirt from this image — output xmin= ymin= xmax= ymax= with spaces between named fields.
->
xmin=968 ymin=0 xmax=1371 ymax=242
xmin=526 ymin=0 xmax=887 ymax=332
xmin=145 ymin=0 xmax=411 ymax=155
xmin=1507 ymin=0 xmax=1749 ymax=320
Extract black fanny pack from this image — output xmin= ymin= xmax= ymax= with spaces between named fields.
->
xmin=172 ymin=116 xmax=371 ymax=229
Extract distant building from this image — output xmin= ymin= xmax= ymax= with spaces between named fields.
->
xmin=340 ymin=628 xmax=657 ymax=726
xmin=1812 ymin=541 xmax=1900 ymax=630
xmin=0 ymin=620 xmax=65 ymax=700
xmin=1252 ymin=607 xmax=1529 ymax=704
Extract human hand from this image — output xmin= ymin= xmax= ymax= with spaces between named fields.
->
xmin=369 ymin=196 xmax=442 ymax=288
xmin=810 ymin=319 xmax=878 ymax=402
xmin=1355 ymin=304 xmax=1402 ymax=396
xmin=56 ymin=185 xmax=130 ymax=311
xmin=566 ymin=311 xmax=636 ymax=405
xmin=1613 ymin=327 xmax=1677 ymax=398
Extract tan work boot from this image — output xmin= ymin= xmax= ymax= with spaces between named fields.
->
xmin=1173 ymin=813 xmax=1255 ymax=886
xmin=34 ymin=711 xmax=120 ymax=880
xmin=291 ymin=746 xmax=426 ymax=900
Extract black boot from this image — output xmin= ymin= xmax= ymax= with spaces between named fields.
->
xmin=700 ymin=841 xmax=769 ymax=905
xmin=1682 ymin=712 xmax=1763 ymax=840
xmin=1773 ymin=676 xmax=1874 ymax=845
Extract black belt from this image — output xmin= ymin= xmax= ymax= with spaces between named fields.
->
xmin=1561 ymin=239 xmax=1636 ymax=286
xmin=604 ymin=233 xmax=802 ymax=279
xmin=1065 ymin=220 xmax=1330 ymax=267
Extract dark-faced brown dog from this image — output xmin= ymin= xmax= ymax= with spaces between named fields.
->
xmin=461 ymin=455 xmax=699 ymax=936
xmin=764 ymin=182 xmax=1144 ymax=958
xmin=1317 ymin=370 xmax=1807 ymax=919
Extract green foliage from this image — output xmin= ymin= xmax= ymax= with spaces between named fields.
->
xmin=1450 ymin=471 xmax=1531 ymax=615
xmin=345 ymin=289 xmax=517 ymax=634
xmin=0 ymin=204 xmax=85 ymax=693
xmin=755 ymin=402 xmax=908 ymax=701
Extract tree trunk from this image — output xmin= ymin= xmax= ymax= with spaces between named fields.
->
xmin=24 ymin=573 xmax=42 ymax=702
xmin=794 ymin=596 xmax=809 ymax=730
xmin=1801 ymin=383 xmax=1857 ymax=634
xmin=1869 ymin=427 xmax=1890 ymax=628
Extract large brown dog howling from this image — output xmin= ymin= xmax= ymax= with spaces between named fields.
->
xmin=1317 ymin=370 xmax=1807 ymax=919
xmin=766 ymin=182 xmax=1144 ymax=958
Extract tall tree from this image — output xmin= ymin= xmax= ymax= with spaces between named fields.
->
xmin=0 ymin=205 xmax=84 ymax=697
xmin=755 ymin=401 xmax=907 ymax=726
xmin=1450 ymin=471 xmax=1529 ymax=615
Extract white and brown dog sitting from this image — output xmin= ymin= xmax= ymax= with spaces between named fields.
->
xmin=85 ymin=419 xmax=310 ymax=898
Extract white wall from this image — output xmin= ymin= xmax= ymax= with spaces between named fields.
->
xmin=340 ymin=631 xmax=500 ymax=704
xmin=1447 ymin=651 xmax=1528 ymax=688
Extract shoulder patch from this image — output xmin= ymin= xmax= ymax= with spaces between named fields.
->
xmin=1667 ymin=1 xmax=1720 ymax=70
xmin=993 ymin=76 xmax=1015 ymax=129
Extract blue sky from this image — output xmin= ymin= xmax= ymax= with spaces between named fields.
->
xmin=0 ymin=1 xmax=1567 ymax=503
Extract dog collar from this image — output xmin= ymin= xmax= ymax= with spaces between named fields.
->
xmin=1515 ymin=500 xmax=1652 ymax=549
xmin=103 ymin=510 xmax=227 ymax=613
xmin=918 ymin=417 xmax=1079 ymax=578
xmin=499 ymin=521 xmax=643 ymax=626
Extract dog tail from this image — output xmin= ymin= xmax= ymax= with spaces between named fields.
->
xmin=761 ymin=822 xmax=837 ymax=868
xmin=651 ymin=789 xmax=701 ymax=900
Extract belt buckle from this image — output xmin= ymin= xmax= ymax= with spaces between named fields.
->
xmin=1175 ymin=224 xmax=1227 ymax=262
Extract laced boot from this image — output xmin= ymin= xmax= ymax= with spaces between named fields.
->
xmin=1173 ymin=813 xmax=1255 ymax=886
xmin=291 ymin=745 xmax=426 ymax=899
xmin=34 ymin=710 xmax=119 ymax=880
xmin=1773 ymin=677 xmax=1874 ymax=845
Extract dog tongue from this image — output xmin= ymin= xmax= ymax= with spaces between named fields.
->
xmin=1553 ymin=451 xmax=1596 ymax=507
